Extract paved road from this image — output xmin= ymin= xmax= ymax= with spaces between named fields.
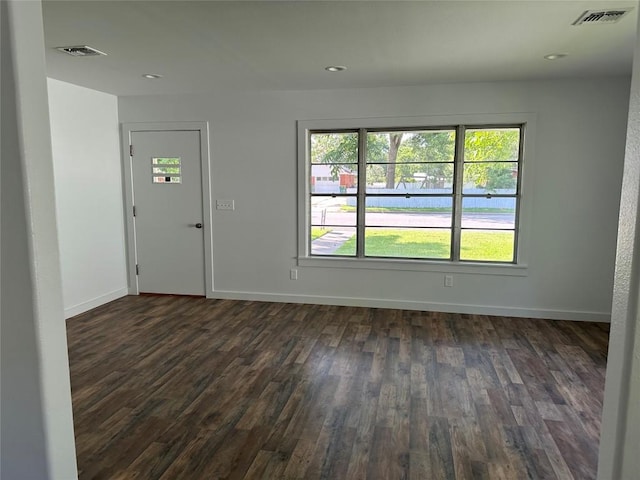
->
xmin=310 ymin=198 xmax=514 ymax=254
xmin=311 ymin=201 xmax=514 ymax=229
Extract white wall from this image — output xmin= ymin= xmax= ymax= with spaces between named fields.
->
xmin=598 ymin=11 xmax=640 ymax=478
xmin=1 ymin=5 xmax=48 ymax=477
xmin=1 ymin=1 xmax=77 ymax=478
xmin=48 ymin=78 xmax=128 ymax=318
xmin=119 ymin=77 xmax=630 ymax=321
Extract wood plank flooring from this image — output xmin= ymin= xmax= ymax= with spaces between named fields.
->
xmin=66 ymin=295 xmax=610 ymax=479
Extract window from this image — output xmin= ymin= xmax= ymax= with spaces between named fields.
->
xmin=152 ymin=157 xmax=182 ymax=184
xmin=299 ymin=116 xmax=530 ymax=271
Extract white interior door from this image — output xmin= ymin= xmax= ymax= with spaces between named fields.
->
xmin=131 ymin=130 xmax=205 ymax=295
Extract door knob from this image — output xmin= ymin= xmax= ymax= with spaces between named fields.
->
xmin=194 ymin=223 xmax=203 ymax=229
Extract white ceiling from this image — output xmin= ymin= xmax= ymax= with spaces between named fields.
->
xmin=42 ymin=0 xmax=639 ymax=96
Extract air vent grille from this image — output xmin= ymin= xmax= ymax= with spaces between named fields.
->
xmin=56 ymin=45 xmax=107 ymax=57
xmin=573 ymin=8 xmax=633 ymax=25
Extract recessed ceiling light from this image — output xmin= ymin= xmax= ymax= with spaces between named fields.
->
xmin=544 ymin=53 xmax=568 ymax=60
xmin=325 ymin=66 xmax=347 ymax=72
xmin=142 ymin=73 xmax=163 ymax=79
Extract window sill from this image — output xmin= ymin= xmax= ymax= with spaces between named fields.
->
xmin=297 ymin=256 xmax=528 ymax=276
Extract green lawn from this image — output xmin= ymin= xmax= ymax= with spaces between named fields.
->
xmin=334 ymin=229 xmax=514 ymax=261
xmin=311 ymin=227 xmax=333 ymax=240
xmin=460 ymin=230 xmax=514 ymax=261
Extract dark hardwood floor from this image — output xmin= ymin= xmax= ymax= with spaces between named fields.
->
xmin=66 ymin=295 xmax=610 ymax=479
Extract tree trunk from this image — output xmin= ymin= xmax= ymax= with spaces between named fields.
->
xmin=385 ymin=133 xmax=403 ymax=189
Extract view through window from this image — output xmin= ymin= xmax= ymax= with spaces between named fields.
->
xmin=308 ymin=126 xmax=523 ymax=263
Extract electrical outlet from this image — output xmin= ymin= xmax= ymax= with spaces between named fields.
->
xmin=216 ymin=199 xmax=235 ymax=210
xmin=290 ymin=268 xmax=298 ymax=280
xmin=444 ymin=275 xmax=453 ymax=287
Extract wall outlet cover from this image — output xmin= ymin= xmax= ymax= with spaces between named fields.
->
xmin=216 ymin=199 xmax=235 ymax=210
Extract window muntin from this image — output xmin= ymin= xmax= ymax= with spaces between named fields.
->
xmin=309 ymin=131 xmax=358 ymax=256
xmin=306 ymin=124 xmax=524 ymax=264
xmin=460 ymin=128 xmax=521 ymax=262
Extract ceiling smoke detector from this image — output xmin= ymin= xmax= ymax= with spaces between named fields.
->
xmin=56 ymin=45 xmax=107 ymax=57
xmin=572 ymin=8 xmax=633 ymax=25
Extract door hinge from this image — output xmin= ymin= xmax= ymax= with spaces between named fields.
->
xmin=133 ymin=205 xmax=136 ymax=217
xmin=135 ymin=264 xmax=139 ymax=275
xmin=129 ymin=144 xmax=134 ymax=156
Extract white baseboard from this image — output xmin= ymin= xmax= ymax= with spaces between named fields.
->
xmin=207 ymin=290 xmax=611 ymax=323
xmin=64 ymin=288 xmax=128 ymax=319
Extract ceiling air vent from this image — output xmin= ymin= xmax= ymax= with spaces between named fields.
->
xmin=573 ymin=8 xmax=633 ymax=25
xmin=56 ymin=45 xmax=107 ymax=57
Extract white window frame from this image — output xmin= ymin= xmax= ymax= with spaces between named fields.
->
xmin=297 ymin=113 xmax=535 ymax=276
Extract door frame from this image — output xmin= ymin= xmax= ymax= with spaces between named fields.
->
xmin=120 ymin=122 xmax=214 ymax=296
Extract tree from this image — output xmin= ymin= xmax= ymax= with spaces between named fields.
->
xmin=311 ymin=132 xmax=392 ymax=184
xmin=310 ymin=132 xmax=357 ymax=180
xmin=397 ymin=131 xmax=455 ymax=188
xmin=312 ymin=131 xmax=457 ymax=189
xmin=464 ymin=129 xmax=519 ymax=192
xmin=310 ymin=129 xmax=518 ymax=193
xmin=385 ymin=133 xmax=403 ymax=188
